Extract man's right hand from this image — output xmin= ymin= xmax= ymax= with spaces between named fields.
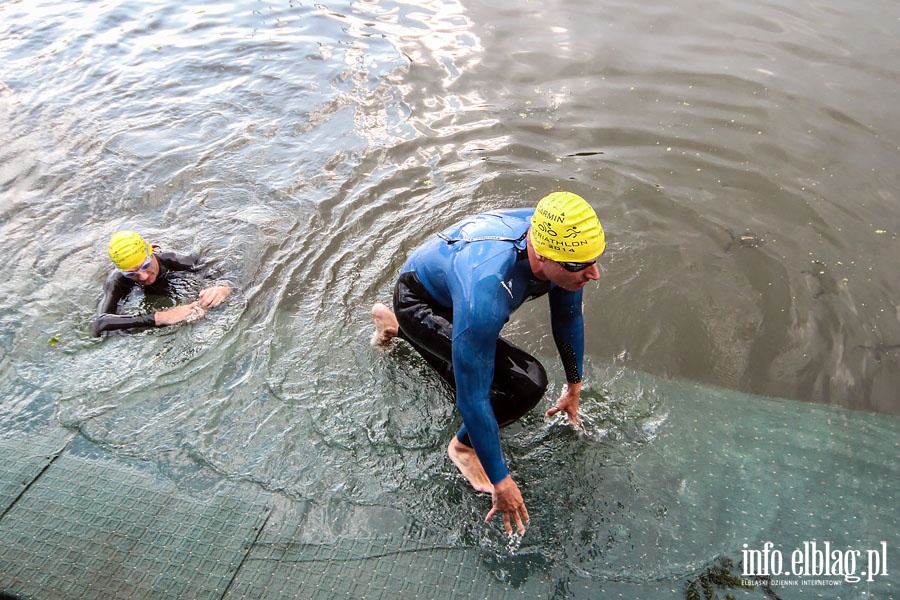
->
xmin=485 ymin=475 xmax=529 ymax=535
xmin=154 ymin=302 xmax=202 ymax=326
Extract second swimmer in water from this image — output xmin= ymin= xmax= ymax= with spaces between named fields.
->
xmin=94 ymin=230 xmax=232 ymax=337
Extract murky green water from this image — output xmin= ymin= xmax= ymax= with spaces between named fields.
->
xmin=1 ymin=0 xmax=898 ymax=595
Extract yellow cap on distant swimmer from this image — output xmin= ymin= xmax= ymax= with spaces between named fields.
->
xmin=530 ymin=191 xmax=605 ymax=262
xmin=108 ymin=231 xmax=152 ymax=271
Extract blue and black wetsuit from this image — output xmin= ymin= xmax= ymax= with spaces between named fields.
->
xmin=393 ymin=208 xmax=586 ymax=485
xmin=93 ymin=249 xmax=203 ymax=336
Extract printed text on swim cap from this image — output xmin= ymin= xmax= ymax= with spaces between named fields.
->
xmin=533 ymin=222 xmax=587 ymax=253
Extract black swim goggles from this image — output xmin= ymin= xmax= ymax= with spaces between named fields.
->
xmin=556 ymin=259 xmax=596 ymax=273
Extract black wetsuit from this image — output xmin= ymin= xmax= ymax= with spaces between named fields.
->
xmin=93 ymin=250 xmax=203 ymax=337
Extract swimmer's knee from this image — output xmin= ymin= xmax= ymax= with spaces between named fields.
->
xmin=536 ymin=362 xmax=549 ymax=393
xmin=529 ymin=360 xmax=549 ymax=403
xmin=495 ymin=357 xmax=547 ymax=408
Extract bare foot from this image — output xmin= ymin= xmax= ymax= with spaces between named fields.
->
xmin=370 ymin=302 xmax=399 ymax=348
xmin=447 ymin=437 xmax=494 ymax=494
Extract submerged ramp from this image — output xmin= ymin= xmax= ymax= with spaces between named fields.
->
xmin=0 ymin=368 xmax=898 ymax=599
xmin=0 ymin=436 xmax=271 ymax=600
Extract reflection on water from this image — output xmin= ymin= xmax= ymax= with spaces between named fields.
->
xmin=1 ymin=0 xmax=899 ymax=592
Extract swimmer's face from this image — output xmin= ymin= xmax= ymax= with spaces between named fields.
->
xmin=543 ymin=258 xmax=600 ymax=292
xmin=123 ymin=255 xmax=160 ymax=286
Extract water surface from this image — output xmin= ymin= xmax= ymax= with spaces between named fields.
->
xmin=1 ymin=0 xmax=898 ymax=593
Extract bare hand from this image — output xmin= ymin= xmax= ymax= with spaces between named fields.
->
xmin=184 ymin=304 xmax=208 ymax=323
xmin=198 ymin=285 xmax=231 ymax=308
xmin=545 ymin=382 xmax=582 ymax=427
xmin=485 ymin=475 xmax=529 ymax=535
xmin=154 ymin=302 xmax=202 ymax=326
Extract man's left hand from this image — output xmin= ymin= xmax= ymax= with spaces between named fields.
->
xmin=198 ymin=285 xmax=231 ymax=308
xmin=485 ymin=475 xmax=529 ymax=535
xmin=545 ymin=381 xmax=582 ymax=428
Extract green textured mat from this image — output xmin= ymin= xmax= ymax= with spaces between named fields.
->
xmin=0 ymin=432 xmax=70 ymax=516
xmin=0 ymin=449 xmax=270 ymax=600
xmin=224 ymin=500 xmax=549 ymax=600
xmin=1 ymin=369 xmax=898 ymax=599
xmin=218 ymin=373 xmax=900 ymax=599
xmin=567 ymin=373 xmax=900 ymax=585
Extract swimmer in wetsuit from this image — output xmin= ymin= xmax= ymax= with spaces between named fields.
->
xmin=371 ymin=191 xmax=606 ymax=535
xmin=93 ymin=230 xmax=231 ymax=336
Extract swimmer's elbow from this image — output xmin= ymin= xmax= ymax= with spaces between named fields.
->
xmin=93 ymin=315 xmax=112 ymax=337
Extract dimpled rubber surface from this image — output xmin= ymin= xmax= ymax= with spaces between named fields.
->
xmin=0 ymin=433 xmax=69 ymax=516
xmin=222 ymin=500 xmax=534 ymax=600
xmin=1 ymin=369 xmax=899 ymax=600
xmin=0 ymin=444 xmax=270 ymax=600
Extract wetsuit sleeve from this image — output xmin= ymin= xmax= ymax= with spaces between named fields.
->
xmin=162 ymin=251 xmax=235 ymax=289
xmin=451 ymin=276 xmax=512 ymax=485
xmin=156 ymin=251 xmax=201 ymax=272
xmin=548 ymin=287 xmax=585 ymax=383
xmin=92 ymin=271 xmax=156 ymax=336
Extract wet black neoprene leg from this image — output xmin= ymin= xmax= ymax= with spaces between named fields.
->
xmin=393 ymin=272 xmax=548 ymax=443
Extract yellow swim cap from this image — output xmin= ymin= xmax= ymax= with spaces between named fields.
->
xmin=530 ymin=191 xmax=605 ymax=262
xmin=108 ymin=231 xmax=152 ymax=271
